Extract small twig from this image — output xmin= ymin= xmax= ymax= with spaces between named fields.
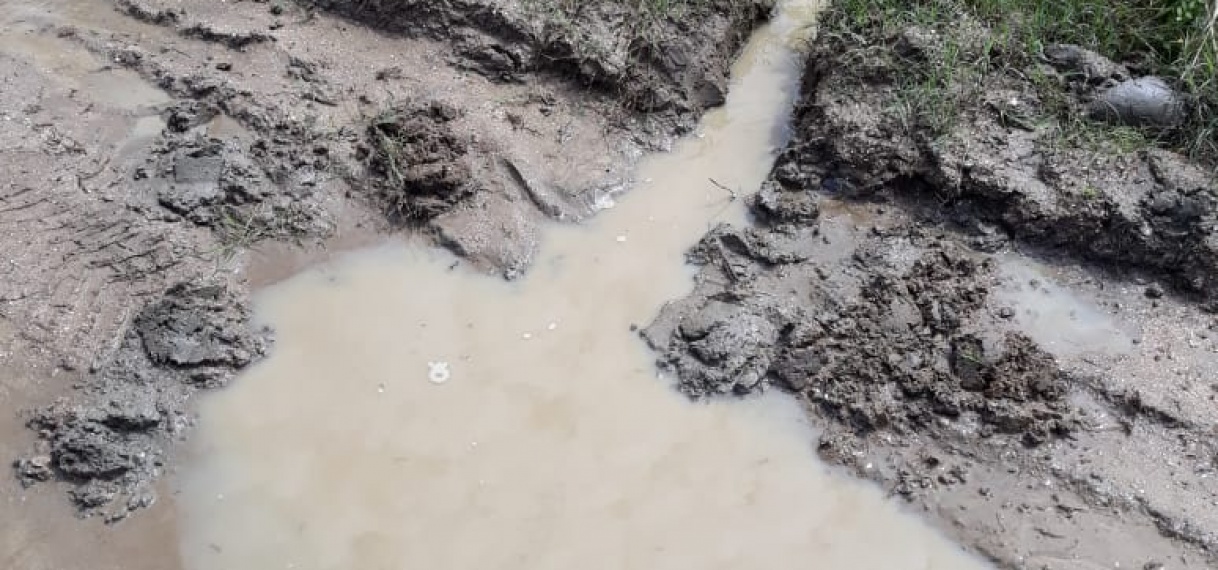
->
xmin=708 ymin=177 xmax=738 ymax=201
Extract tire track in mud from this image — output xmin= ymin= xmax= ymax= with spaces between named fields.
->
xmin=2 ymin=0 xmax=781 ymax=530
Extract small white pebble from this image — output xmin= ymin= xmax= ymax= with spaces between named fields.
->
xmin=616 ymin=235 xmax=627 ymax=243
xmin=377 ymin=383 xmax=386 ymax=393
xmin=522 ymin=333 xmax=533 ymax=340
xmin=427 ymin=361 xmax=451 ymax=384
xmin=547 ymin=322 xmax=558 ymax=331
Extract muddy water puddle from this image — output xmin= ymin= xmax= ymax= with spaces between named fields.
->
xmin=1 ymin=1 xmax=174 ymax=161
xmin=992 ymin=256 xmax=1136 ymax=357
xmin=176 ymin=2 xmax=987 ymax=568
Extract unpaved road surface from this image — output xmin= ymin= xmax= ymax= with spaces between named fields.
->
xmin=1 ymin=0 xmax=767 ymax=564
xmin=3 ymin=0 xmax=1218 ymax=568
xmin=646 ymin=6 xmax=1218 ymax=569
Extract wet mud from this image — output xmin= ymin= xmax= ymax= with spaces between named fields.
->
xmin=2 ymin=0 xmax=771 ymax=526
xmin=171 ymin=6 xmax=990 ymax=567
xmin=646 ymin=4 xmax=1218 ymax=568
xmin=3 ymin=0 xmax=1218 ymax=568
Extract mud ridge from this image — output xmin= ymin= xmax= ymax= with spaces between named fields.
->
xmin=647 ymin=3 xmax=1218 ymax=566
xmin=305 ymin=0 xmax=775 ymax=127
xmin=787 ymin=18 xmax=1218 ymax=303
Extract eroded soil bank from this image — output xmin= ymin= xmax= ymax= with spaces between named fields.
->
xmin=645 ymin=1 xmax=1218 ymax=568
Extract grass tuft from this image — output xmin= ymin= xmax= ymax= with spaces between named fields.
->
xmin=827 ymin=0 xmax=1218 ymax=162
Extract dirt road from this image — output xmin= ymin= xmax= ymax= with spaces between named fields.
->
xmin=3 ymin=0 xmax=1217 ymax=568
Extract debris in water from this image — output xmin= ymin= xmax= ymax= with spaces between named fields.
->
xmin=427 ymin=361 xmax=451 ymax=384
xmin=522 ymin=332 xmax=533 ymax=340
xmin=616 ymin=235 xmax=628 ymax=243
xmin=547 ymin=322 xmax=558 ymax=331
xmin=709 ymin=177 xmax=738 ymax=201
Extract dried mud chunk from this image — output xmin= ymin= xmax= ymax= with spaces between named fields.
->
xmin=985 ymin=334 xmax=1065 ymax=402
xmin=70 ymin=480 xmax=119 ymax=509
xmin=689 ymin=224 xmax=805 ymax=267
xmin=50 ymin=424 xmax=144 ymax=480
xmin=160 ymin=146 xmax=223 ymax=221
xmin=677 ymin=301 xmax=739 ymax=341
xmin=366 ymin=103 xmax=474 ymax=222
xmin=94 ymin=390 xmax=162 ymax=432
xmin=752 ymin=180 xmax=820 ymax=226
xmin=158 ymin=140 xmax=274 ymax=227
xmin=13 ymin=455 xmax=54 ymax=486
xmin=134 ymin=283 xmax=258 ymax=370
xmin=667 ymin=303 xmax=779 ymax=397
xmin=16 ymin=281 xmax=264 ymax=519
xmin=950 ymin=335 xmax=987 ymax=391
xmin=770 ymin=347 xmax=824 ymax=391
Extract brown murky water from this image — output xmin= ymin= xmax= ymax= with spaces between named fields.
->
xmin=175 ymin=3 xmax=989 ymax=569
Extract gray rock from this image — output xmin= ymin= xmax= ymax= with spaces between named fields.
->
xmin=1089 ymin=77 xmax=1185 ymax=127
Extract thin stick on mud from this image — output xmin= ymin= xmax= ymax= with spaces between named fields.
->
xmin=708 ymin=177 xmax=738 ymax=201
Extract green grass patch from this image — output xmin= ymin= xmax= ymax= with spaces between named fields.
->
xmin=826 ymin=0 xmax=1218 ymax=161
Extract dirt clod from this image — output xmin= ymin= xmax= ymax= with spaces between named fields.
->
xmin=15 ymin=283 xmax=266 ymax=521
xmin=365 ymin=102 xmax=475 ymax=222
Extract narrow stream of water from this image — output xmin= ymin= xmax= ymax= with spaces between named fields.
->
xmin=177 ymin=2 xmax=990 ymax=568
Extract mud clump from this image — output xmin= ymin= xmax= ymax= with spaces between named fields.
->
xmin=363 ymin=102 xmax=476 ymax=223
xmin=647 ymin=222 xmax=1073 ymax=445
xmin=647 ymin=1 xmax=1218 ymax=565
xmin=14 ymin=283 xmax=267 ymax=522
